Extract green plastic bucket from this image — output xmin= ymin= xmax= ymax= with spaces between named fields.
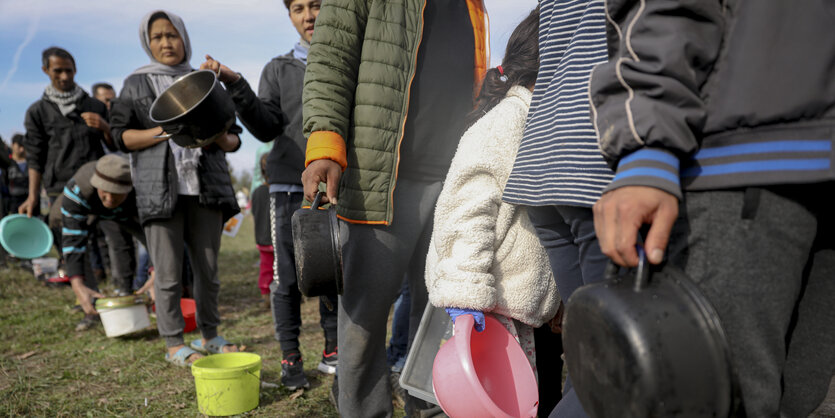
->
xmin=191 ymin=352 xmax=261 ymax=416
xmin=0 ymin=214 xmax=53 ymax=259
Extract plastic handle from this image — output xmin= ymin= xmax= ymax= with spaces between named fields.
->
xmin=452 ymin=313 xmax=475 ymax=337
xmin=311 ymin=191 xmax=324 ymax=210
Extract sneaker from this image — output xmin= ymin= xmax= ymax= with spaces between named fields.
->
xmin=318 ymin=348 xmax=338 ymax=374
xmin=75 ymin=314 xmax=99 ymax=332
xmin=44 ymin=275 xmax=70 ymax=287
xmin=280 ymin=354 xmax=310 ymax=390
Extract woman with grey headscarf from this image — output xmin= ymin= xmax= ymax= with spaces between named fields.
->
xmin=110 ymin=10 xmax=242 ymax=366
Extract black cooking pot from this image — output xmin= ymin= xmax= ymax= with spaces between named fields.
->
xmin=148 ymin=70 xmax=235 ymax=148
xmin=291 ymin=192 xmax=343 ymax=297
xmin=562 ymin=247 xmax=735 ymax=417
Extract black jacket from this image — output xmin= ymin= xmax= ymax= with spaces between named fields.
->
xmin=590 ymin=0 xmax=835 ymax=198
xmin=23 ymin=92 xmax=107 ymax=194
xmin=110 ymin=73 xmax=240 ymax=224
xmin=225 ymin=51 xmax=306 ymax=186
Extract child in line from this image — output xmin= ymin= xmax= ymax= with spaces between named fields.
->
xmin=251 ymin=154 xmax=273 ymax=307
xmin=425 ymin=5 xmax=559 ymax=383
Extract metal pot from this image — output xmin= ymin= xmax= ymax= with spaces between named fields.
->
xmin=562 ymin=247 xmax=736 ymax=417
xmin=148 ymin=70 xmax=235 ymax=148
xmin=291 ymin=192 xmax=343 ymax=297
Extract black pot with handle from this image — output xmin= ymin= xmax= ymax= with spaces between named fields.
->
xmin=562 ymin=246 xmax=737 ymax=417
xmin=291 ymin=192 xmax=343 ymax=297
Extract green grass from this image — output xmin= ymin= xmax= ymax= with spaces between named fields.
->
xmin=0 ymin=214 xmax=343 ymax=417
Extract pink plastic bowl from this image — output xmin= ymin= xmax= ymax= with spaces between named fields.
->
xmin=432 ymin=314 xmax=538 ymax=418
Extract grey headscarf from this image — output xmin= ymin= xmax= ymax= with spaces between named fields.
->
xmin=131 ymin=10 xmax=193 ymax=78
xmin=130 ymin=10 xmax=202 ymax=195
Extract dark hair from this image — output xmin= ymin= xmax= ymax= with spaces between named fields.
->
xmin=283 ymin=0 xmax=293 ymax=9
xmin=465 ymin=7 xmax=540 ymax=128
xmin=148 ymin=11 xmax=170 ymax=29
xmin=42 ymin=46 xmax=76 ymax=69
xmin=11 ymin=133 xmax=25 ymax=146
xmin=259 ymin=153 xmax=269 ymax=182
xmin=92 ymin=82 xmax=114 ymax=95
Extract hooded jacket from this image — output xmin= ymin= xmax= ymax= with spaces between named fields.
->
xmin=225 ymin=50 xmax=307 ymax=186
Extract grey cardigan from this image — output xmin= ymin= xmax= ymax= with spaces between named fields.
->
xmin=225 ymin=51 xmax=307 ymax=186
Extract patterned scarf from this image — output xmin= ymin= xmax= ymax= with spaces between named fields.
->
xmin=44 ymin=84 xmax=84 ymax=116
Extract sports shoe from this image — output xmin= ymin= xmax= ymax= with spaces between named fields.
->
xmin=318 ymin=348 xmax=338 ymax=374
xmin=280 ymin=354 xmax=310 ymax=390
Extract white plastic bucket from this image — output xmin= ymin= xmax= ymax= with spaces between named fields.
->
xmin=96 ymin=296 xmax=151 ymax=337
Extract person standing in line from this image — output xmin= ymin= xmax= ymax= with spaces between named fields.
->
xmin=20 ymin=47 xmax=112 ymax=269
xmin=249 ymin=154 xmax=273 ymax=308
xmin=200 ymin=0 xmax=338 ymax=391
xmin=110 ymin=10 xmax=242 ymax=367
xmin=90 ymin=81 xmax=138 ymax=297
xmin=52 ymin=155 xmax=147 ymax=331
xmin=501 ymin=1 xmax=612 ymax=415
xmin=300 ymin=1 xmax=488 ymax=416
xmin=424 ymin=9 xmax=563 ymax=414
xmin=91 ymin=83 xmax=117 ymax=112
xmin=0 ymin=134 xmax=29 ymax=266
xmin=590 ymin=1 xmax=835 ymax=416
xmin=3 ymin=134 xmax=30 ymax=215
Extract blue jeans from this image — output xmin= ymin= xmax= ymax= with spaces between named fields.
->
xmin=134 ymin=241 xmax=150 ymax=290
xmin=387 ymin=277 xmax=411 ymax=372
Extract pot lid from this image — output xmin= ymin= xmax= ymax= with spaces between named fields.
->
xmin=95 ymin=294 xmax=149 ymax=309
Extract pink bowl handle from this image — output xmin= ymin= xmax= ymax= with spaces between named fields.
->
xmin=453 ymin=313 xmax=475 ymax=337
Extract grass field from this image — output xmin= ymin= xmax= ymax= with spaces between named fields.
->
xmin=0 ymin=214 xmax=350 ymax=417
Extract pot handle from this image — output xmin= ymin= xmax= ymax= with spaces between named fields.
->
xmin=311 ymin=191 xmax=324 ymax=210
xmin=634 ymin=245 xmax=651 ymax=291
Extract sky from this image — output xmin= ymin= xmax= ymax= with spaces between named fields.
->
xmin=0 ymin=0 xmax=538 ymax=176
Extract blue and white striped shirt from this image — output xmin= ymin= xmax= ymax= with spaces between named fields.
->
xmin=503 ymin=0 xmax=613 ymax=207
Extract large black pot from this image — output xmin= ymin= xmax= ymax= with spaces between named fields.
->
xmin=291 ymin=192 xmax=343 ymax=297
xmin=562 ymin=248 xmax=735 ymax=417
xmin=148 ymin=70 xmax=235 ymax=148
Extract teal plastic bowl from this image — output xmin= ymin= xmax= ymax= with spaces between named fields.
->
xmin=0 ymin=214 xmax=53 ymax=259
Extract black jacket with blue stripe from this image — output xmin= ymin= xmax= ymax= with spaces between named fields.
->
xmin=61 ymin=161 xmax=140 ymax=279
xmin=590 ymin=0 xmax=835 ymax=198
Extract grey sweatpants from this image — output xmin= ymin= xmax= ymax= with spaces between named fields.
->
xmin=667 ymin=184 xmax=835 ymax=417
xmin=145 ymin=195 xmax=224 ymax=348
xmin=337 ymin=178 xmax=442 ymax=418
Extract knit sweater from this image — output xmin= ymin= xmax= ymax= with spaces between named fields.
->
xmin=425 ymin=86 xmax=560 ymax=327
xmin=503 ymin=0 xmax=613 ymax=207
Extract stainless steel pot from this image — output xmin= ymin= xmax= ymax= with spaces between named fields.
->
xmin=148 ymin=70 xmax=235 ymax=148
xmin=562 ymin=247 xmax=737 ymax=417
xmin=291 ymin=192 xmax=343 ymax=297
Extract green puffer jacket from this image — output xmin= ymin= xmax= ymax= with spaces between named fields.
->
xmin=303 ymin=0 xmax=488 ymax=225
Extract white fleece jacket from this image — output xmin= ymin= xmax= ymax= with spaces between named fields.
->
xmin=425 ymin=86 xmax=560 ymax=327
